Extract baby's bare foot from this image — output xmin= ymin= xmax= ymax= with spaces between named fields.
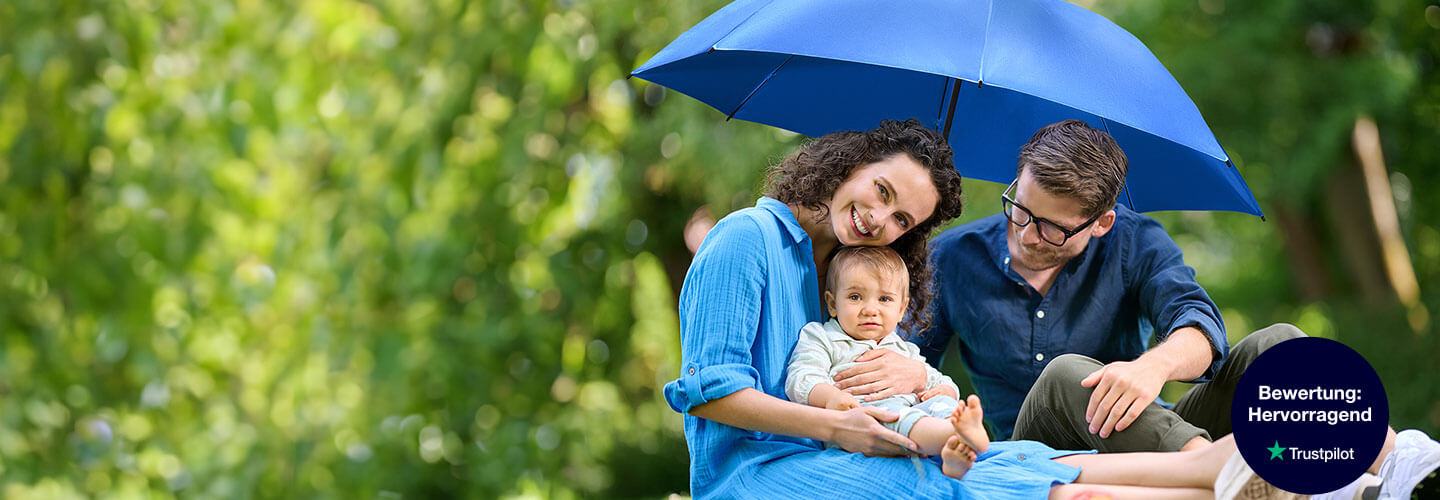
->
xmin=940 ymin=435 xmax=976 ymax=480
xmin=948 ymin=394 xmax=990 ymax=454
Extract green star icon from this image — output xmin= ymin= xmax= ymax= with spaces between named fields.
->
xmin=1267 ymin=441 xmax=1286 ymax=460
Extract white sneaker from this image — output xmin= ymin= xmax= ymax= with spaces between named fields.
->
xmin=1377 ymin=429 xmax=1440 ymax=499
xmin=1214 ymin=451 xmax=1309 ymax=500
xmin=1310 ymin=473 xmax=1381 ymax=500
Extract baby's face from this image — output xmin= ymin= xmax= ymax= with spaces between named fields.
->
xmin=825 ymin=268 xmax=908 ymax=342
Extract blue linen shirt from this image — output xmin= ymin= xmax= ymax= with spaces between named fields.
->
xmin=912 ymin=206 xmax=1228 ymax=440
xmin=663 ymin=197 xmax=828 ymax=494
xmin=662 ymin=197 xmax=1089 ymax=498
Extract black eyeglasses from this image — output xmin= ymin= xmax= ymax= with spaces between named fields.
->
xmin=1001 ymin=179 xmax=1101 ymax=247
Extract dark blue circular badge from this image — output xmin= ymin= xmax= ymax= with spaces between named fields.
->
xmin=1231 ymin=337 xmax=1389 ymax=494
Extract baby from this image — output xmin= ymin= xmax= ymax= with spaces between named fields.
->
xmin=786 ymin=245 xmax=990 ymax=477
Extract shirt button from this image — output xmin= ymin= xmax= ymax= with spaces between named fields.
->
xmin=1004 ymin=256 xmax=1011 ymax=265
xmin=688 ymin=368 xmax=696 ymax=375
xmin=1035 ymin=353 xmax=1045 ymax=361
xmin=1036 ymin=310 xmax=1045 ymax=319
xmin=1018 ymin=453 xmax=1027 ymax=461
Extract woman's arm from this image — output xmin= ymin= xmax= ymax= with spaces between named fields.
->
xmin=690 ymin=388 xmax=920 ymax=457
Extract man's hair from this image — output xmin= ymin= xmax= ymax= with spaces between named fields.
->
xmin=825 ymin=246 xmax=909 ymax=301
xmin=765 ymin=119 xmax=964 ymax=333
xmin=1016 ymin=120 xmax=1129 ymax=218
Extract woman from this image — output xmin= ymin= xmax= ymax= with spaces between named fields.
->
xmin=664 ymin=119 xmax=1253 ymax=499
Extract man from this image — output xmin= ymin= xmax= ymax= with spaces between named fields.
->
xmin=906 ymin=119 xmax=1284 ymax=453
xmin=832 ymin=120 xmax=1439 ymax=496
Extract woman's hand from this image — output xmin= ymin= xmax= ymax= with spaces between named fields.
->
xmin=832 ymin=349 xmax=929 ymax=402
xmin=828 ymin=406 xmax=920 ymax=457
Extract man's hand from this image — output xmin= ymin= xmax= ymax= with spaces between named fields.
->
xmin=826 ymin=393 xmax=862 ymax=411
xmin=1079 ymin=359 xmax=1167 ymax=438
xmin=919 ymin=385 xmax=957 ymax=402
xmin=832 ymin=349 xmax=928 ymax=402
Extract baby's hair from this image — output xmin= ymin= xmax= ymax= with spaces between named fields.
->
xmin=825 ymin=246 xmax=910 ymax=300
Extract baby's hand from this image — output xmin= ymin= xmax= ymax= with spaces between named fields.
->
xmin=827 ymin=394 xmax=861 ymax=411
xmin=919 ymin=385 xmax=958 ymax=401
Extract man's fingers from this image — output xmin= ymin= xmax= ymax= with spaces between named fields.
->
xmin=853 ymin=349 xmax=889 ymax=362
xmin=1085 ymin=375 xmax=1112 ymax=424
xmin=1079 ymin=367 xmax=1104 ymax=388
xmin=837 ymin=371 xmax=886 ymax=391
xmin=1089 ymin=383 xmax=1121 ymax=434
xmin=832 ymin=364 xmax=881 ymax=385
xmin=1099 ymin=394 xmax=1136 ymax=438
xmin=843 ymin=381 xmax=885 ymax=398
xmin=864 ymin=388 xmax=897 ymax=402
xmin=1115 ymin=395 xmax=1148 ymax=432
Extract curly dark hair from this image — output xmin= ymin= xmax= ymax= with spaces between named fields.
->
xmin=764 ymin=119 xmax=964 ymax=333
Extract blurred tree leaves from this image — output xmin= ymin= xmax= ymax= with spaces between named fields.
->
xmin=0 ymin=0 xmax=779 ymax=497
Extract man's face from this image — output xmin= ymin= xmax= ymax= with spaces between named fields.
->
xmin=1005 ymin=170 xmax=1101 ymax=272
xmin=825 ymin=267 xmax=908 ymax=342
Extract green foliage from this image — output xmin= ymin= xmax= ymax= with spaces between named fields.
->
xmin=0 ymin=0 xmax=1436 ymax=498
xmin=0 ymin=0 xmax=768 ymax=497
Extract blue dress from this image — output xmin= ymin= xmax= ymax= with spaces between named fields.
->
xmin=663 ymin=197 xmax=1092 ymax=499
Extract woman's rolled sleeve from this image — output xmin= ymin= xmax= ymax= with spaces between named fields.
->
xmin=664 ymin=216 xmax=768 ymax=414
xmin=665 ymin=362 xmax=762 ymax=413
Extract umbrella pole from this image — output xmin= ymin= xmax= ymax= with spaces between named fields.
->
xmin=1099 ymin=118 xmax=1138 ymax=212
xmin=941 ymin=77 xmax=962 ymax=138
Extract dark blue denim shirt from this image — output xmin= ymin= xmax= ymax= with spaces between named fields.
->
xmin=911 ymin=205 xmax=1228 ymax=440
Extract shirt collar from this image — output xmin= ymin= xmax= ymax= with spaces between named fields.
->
xmin=824 ymin=319 xmax=905 ymax=347
xmin=756 ymin=197 xmax=809 ymax=245
xmin=989 ymin=216 xmax=1012 ymax=274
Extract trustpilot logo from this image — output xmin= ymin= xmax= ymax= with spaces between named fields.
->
xmin=1265 ymin=440 xmax=1358 ymax=463
xmin=1268 ymin=441 xmax=1285 ymax=460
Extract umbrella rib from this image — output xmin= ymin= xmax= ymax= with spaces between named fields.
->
xmin=977 ymin=0 xmax=996 ymax=86
xmin=727 ymin=55 xmax=794 ymax=121
xmin=935 ymin=78 xmax=952 ymax=131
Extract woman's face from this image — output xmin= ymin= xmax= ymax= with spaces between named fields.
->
xmin=828 ymin=154 xmax=940 ymax=247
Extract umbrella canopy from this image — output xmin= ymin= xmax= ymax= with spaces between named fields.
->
xmin=631 ymin=0 xmax=1263 ymax=217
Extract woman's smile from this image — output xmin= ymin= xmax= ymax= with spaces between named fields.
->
xmin=850 ymin=206 xmax=875 ymax=239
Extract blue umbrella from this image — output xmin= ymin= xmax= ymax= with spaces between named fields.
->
xmin=631 ymin=0 xmax=1263 ymax=217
